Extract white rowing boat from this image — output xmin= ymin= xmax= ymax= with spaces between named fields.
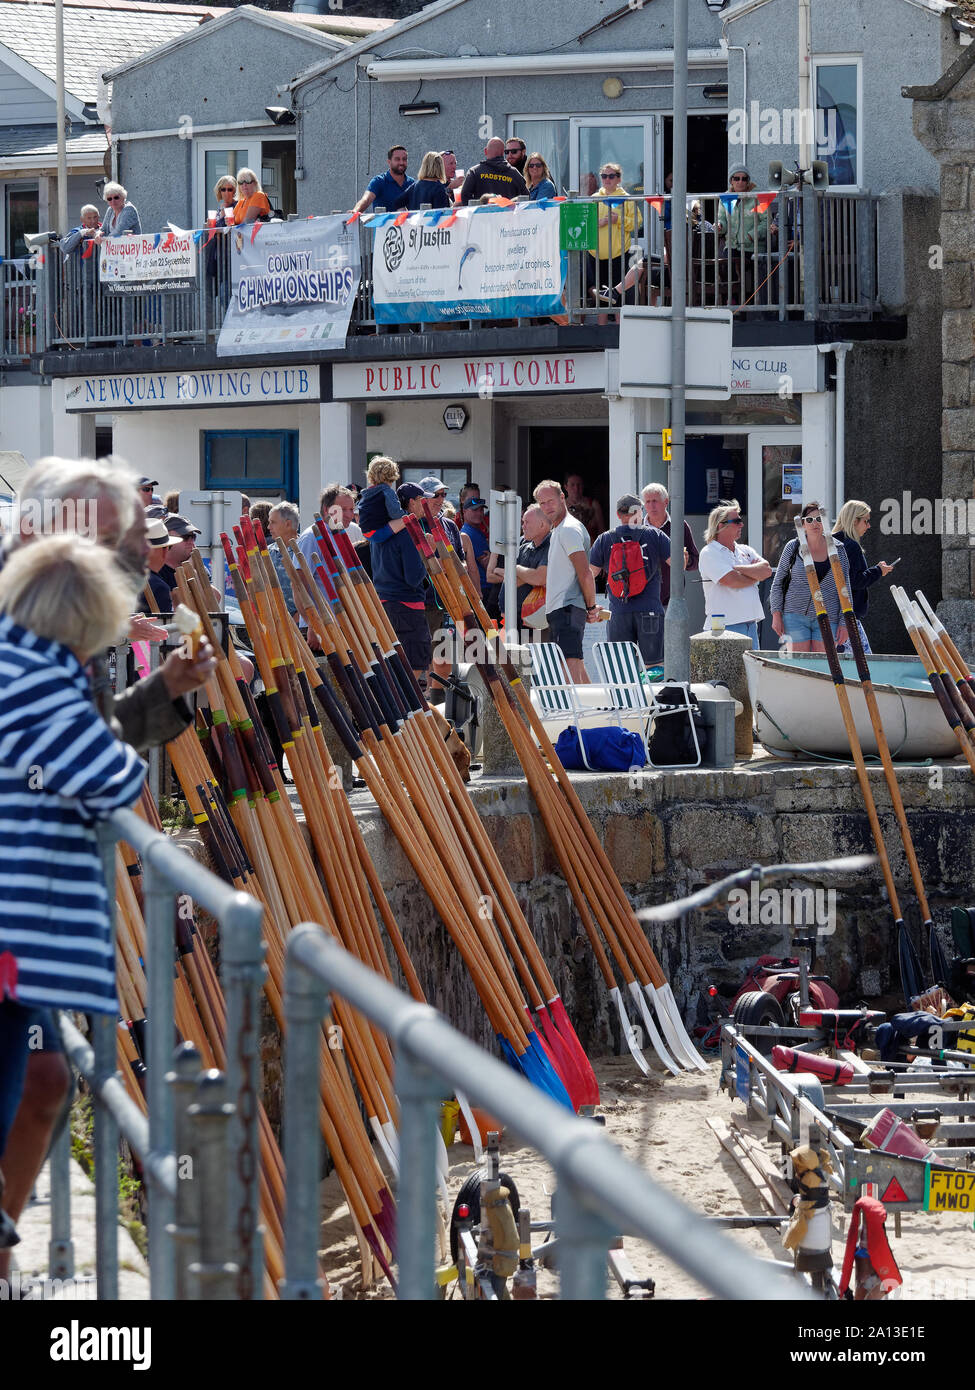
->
xmin=743 ymin=650 xmax=960 ymax=760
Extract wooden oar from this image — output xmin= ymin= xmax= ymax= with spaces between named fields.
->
xmin=822 ymin=528 xmax=942 ymax=986
xmin=914 ymin=591 xmax=975 ymax=720
xmin=892 ymin=589 xmax=975 ymax=776
xmin=793 ymin=518 xmax=922 ymax=1001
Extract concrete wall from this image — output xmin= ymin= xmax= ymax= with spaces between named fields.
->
xmin=0 ymin=381 xmax=54 ymax=462
xmin=110 ymin=401 xmax=322 ymax=516
xmin=0 ymin=58 xmax=57 ymax=123
xmin=844 ymin=190 xmax=942 ymax=656
xmin=294 ymin=0 xmax=726 ymax=216
xmin=726 ymin=0 xmax=943 ymax=193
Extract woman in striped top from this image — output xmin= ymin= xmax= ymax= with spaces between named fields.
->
xmin=0 ymin=537 xmax=146 ymax=1155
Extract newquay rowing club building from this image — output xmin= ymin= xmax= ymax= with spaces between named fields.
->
xmin=27 ymin=0 xmax=965 ymax=651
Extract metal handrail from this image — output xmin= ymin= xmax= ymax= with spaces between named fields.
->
xmin=282 ymin=924 xmax=813 ymax=1301
xmin=49 ymin=804 xmax=265 ymax=1300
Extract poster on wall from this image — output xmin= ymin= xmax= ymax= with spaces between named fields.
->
xmin=217 ymin=215 xmax=360 ymax=357
xmin=99 ymin=233 xmax=196 ymax=293
xmin=368 ymin=203 xmax=565 ymax=324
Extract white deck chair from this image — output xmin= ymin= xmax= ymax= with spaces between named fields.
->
xmin=528 ymin=641 xmax=623 ymax=770
xmin=592 ymin=640 xmax=703 ymax=770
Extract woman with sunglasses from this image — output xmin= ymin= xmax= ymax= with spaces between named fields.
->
xmin=587 ymin=163 xmax=642 ymax=323
xmin=95 ymin=182 xmax=141 ymax=241
xmin=525 ymin=153 xmax=557 ymax=201
xmin=699 ymin=500 xmax=772 ymax=649
xmin=769 ymin=501 xmax=851 ymax=653
xmin=206 ymin=175 xmax=237 ymax=305
xmin=716 ymin=164 xmax=781 ymax=307
xmin=233 ymin=168 xmax=271 ymax=225
xmin=831 ymin=500 xmax=895 ymax=655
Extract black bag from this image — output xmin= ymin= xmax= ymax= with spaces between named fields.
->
xmin=647 ymin=682 xmax=707 ymax=766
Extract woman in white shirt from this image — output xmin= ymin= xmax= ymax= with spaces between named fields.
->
xmin=697 ymin=499 xmax=772 ymax=649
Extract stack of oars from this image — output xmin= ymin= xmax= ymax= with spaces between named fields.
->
xmin=112 ymin=787 xmax=289 ymax=1298
xmin=165 ymin=549 xmax=401 ymax=1286
xmin=323 ymin=504 xmax=703 ymax=1077
xmin=223 ymin=515 xmax=596 ymax=1111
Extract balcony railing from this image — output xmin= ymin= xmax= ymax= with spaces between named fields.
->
xmin=2 ymin=257 xmax=37 ymax=360
xmin=31 ymin=189 xmax=880 ymax=358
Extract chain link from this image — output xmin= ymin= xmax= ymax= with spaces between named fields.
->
xmin=235 ymin=986 xmax=256 ymax=1301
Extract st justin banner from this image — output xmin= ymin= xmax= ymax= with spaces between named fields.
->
xmin=369 ymin=204 xmax=565 ymax=323
xmin=217 ymin=215 xmax=360 ymax=357
xmin=99 ymin=234 xmax=196 ymax=294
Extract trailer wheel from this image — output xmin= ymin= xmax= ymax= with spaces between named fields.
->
xmin=449 ymin=1170 xmax=520 ymax=1265
xmin=732 ymin=990 xmax=785 ymax=1053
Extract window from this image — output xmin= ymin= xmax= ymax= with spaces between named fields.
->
xmin=814 ymin=58 xmax=861 ymax=188
xmin=399 ymin=465 xmax=469 ymax=512
xmin=203 ymin=430 xmax=298 ymax=498
xmin=511 ymin=119 xmax=570 ymax=194
xmin=195 ymin=137 xmax=296 ymax=227
xmin=5 ymin=182 xmax=38 ymax=259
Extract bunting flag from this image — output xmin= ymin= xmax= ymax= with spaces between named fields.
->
xmin=439 ymin=206 xmax=461 ymax=228
xmin=753 ymin=192 xmax=778 ymax=214
xmin=82 ymin=240 xmax=95 ymax=260
xmin=345 ymin=209 xmax=362 ymax=226
xmin=393 ymin=209 xmax=410 ymax=227
xmin=250 ymin=221 xmax=262 ymax=245
xmin=161 ymin=232 xmax=175 ymax=251
xmin=192 ymin=228 xmax=206 ymax=245
xmin=151 ymin=233 xmax=162 ymax=249
xmin=646 ymin=196 xmax=666 ymax=217
xmin=719 ymin=194 xmax=739 ymax=212
xmin=486 ymin=196 xmax=514 ymax=208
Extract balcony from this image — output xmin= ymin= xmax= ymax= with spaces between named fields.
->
xmin=27 ymin=190 xmax=891 ymax=374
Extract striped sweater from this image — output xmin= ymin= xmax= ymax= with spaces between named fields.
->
xmin=0 ymin=617 xmax=146 ymax=1014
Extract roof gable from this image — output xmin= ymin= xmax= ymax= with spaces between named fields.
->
xmin=101 ymin=4 xmax=352 ymax=83
xmin=290 ymin=0 xmax=469 ymax=91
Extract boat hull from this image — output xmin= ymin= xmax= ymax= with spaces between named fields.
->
xmin=743 ymin=651 xmax=961 ymax=760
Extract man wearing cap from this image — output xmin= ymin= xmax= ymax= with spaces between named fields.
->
xmin=460 ymin=493 xmax=494 ymax=608
xmin=414 ymin=477 xmax=462 ymax=700
xmin=137 ymin=517 xmax=175 ymax=615
xmin=368 ymin=481 xmax=432 ymax=689
xmin=590 ymin=496 xmax=670 ymax=666
xmin=137 ymin=476 xmax=158 ymax=510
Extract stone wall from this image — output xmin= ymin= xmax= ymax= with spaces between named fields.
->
xmin=355 ymin=763 xmax=975 ymax=1058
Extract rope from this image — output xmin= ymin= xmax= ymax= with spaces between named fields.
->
xmin=756 ymin=692 xmax=930 ymax=766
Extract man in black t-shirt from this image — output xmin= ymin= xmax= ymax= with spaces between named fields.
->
xmin=460 ymin=137 xmax=528 ymax=204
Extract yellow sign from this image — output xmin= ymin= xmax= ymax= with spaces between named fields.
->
xmin=662 ymin=428 xmax=672 ymax=461
xmin=925 ymin=1166 xmax=975 ymax=1212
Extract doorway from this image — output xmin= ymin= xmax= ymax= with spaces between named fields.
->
xmin=526 ymin=424 xmax=609 ymax=537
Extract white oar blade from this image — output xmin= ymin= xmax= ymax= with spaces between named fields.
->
xmin=609 ymin=986 xmax=652 ymax=1076
xmin=455 ymin=1089 xmax=483 ymax=1165
xmin=651 ymin=982 xmax=709 ymax=1071
xmin=627 ymin=980 xmax=681 ymax=1075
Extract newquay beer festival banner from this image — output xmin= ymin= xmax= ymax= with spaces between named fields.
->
xmin=217 ymin=215 xmax=360 ymax=357
xmin=99 ymin=232 xmax=197 ymax=294
xmin=367 ymin=203 xmax=566 ymax=324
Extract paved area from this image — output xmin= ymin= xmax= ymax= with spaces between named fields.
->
xmin=5 ymin=1158 xmax=149 ymax=1301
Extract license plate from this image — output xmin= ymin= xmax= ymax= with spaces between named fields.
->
xmin=924 ymin=1166 xmax=975 ymax=1212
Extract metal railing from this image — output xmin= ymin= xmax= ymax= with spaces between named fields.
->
xmin=48 ymin=805 xmax=265 ymax=1299
xmin=2 ymin=258 xmax=37 ymax=361
xmin=282 ymin=924 xmax=811 ymax=1301
xmin=33 ymin=188 xmax=881 ymax=356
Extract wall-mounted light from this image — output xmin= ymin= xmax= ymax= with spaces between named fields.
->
xmin=602 ymin=76 xmax=624 ymax=100
xmin=265 ymin=106 xmax=296 ymax=126
xmin=399 ymin=101 xmax=441 ymax=117
xmin=704 ymin=0 xmax=727 ymax=13
xmin=703 ymin=83 xmax=729 ymax=100
xmin=443 ymin=404 xmax=468 ymax=432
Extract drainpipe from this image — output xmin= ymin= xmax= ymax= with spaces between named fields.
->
xmin=722 ymin=33 xmax=747 ymax=163
xmin=798 ymin=0 xmax=812 ymax=169
xmin=819 ymin=342 xmax=852 ymax=514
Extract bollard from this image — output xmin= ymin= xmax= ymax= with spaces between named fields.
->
xmin=186 ymin=1070 xmax=238 ymax=1300
xmin=690 ymin=629 xmax=753 ymax=757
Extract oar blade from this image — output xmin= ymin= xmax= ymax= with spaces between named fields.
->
xmin=547 ymin=996 xmax=600 ymax=1106
xmin=649 ymin=982 xmax=709 ymax=1073
xmin=627 ymin=980 xmax=681 ymax=1075
xmin=609 ymin=986 xmax=653 ymax=1077
xmin=531 ymin=1005 xmax=588 ymax=1112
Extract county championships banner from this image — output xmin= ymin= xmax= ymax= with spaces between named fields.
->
xmin=99 ymin=233 xmax=196 ymax=294
xmin=217 ymin=215 xmax=360 ymax=357
xmin=367 ymin=203 xmax=566 ymax=323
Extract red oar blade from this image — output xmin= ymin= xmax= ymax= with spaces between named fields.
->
xmin=547 ymin=996 xmax=600 ymax=1105
xmin=528 ymin=1005 xmax=587 ymax=1112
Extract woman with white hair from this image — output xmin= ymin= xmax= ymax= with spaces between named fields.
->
xmin=698 ymin=499 xmax=772 ymax=648
xmin=233 ymin=168 xmax=271 ymax=225
xmin=96 ymin=183 xmax=141 ymax=240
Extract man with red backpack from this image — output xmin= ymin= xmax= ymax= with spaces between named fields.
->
xmin=589 ymin=495 xmax=670 ymax=666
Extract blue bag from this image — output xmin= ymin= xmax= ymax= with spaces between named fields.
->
xmin=554 ymin=725 xmax=646 ymax=771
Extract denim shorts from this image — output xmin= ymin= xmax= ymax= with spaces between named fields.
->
xmin=783 ymin=612 xmax=824 ymax=644
xmin=548 ymin=604 xmax=586 ymax=661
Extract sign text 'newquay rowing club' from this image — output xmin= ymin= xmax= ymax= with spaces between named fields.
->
xmin=64 ymin=366 xmax=320 ymax=413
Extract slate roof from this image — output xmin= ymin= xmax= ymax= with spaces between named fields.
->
xmin=0 ymin=123 xmax=107 ymax=159
xmin=0 ymin=0 xmax=223 ymax=104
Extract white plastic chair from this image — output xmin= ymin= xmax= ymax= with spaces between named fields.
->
xmin=528 ymin=641 xmax=623 ymax=770
xmin=592 ymin=640 xmax=703 ymax=770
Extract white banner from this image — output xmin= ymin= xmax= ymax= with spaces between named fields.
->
xmin=368 ymin=203 xmax=565 ymax=324
xmin=99 ymin=233 xmax=196 ymax=293
xmin=217 ymin=215 xmax=359 ymax=357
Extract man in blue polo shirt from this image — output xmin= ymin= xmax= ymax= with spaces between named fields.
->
xmin=352 ymin=145 xmax=414 ymax=215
